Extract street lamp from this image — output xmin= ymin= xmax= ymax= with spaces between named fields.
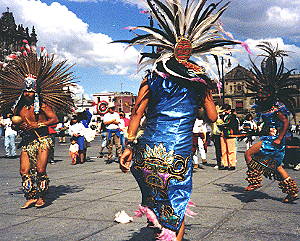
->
xmin=221 ymin=57 xmax=232 ymax=104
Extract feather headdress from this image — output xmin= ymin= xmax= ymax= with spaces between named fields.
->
xmin=114 ymin=0 xmax=240 ymax=83
xmin=0 ymin=52 xmax=76 ymax=114
xmin=245 ymin=42 xmax=299 ymax=118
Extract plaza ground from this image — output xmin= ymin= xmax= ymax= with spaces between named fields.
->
xmin=0 ymin=136 xmax=299 ymax=241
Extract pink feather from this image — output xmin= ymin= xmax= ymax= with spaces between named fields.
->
xmin=188 ymin=201 xmax=196 ymax=207
xmin=239 ymin=41 xmax=253 ymax=55
xmin=217 ymin=81 xmax=222 ymax=97
xmin=156 ymin=71 xmax=170 ymax=79
xmin=185 ymin=208 xmax=198 ymax=218
xmin=157 ymin=228 xmax=176 ymax=241
xmin=190 ymin=77 xmax=207 ymax=84
xmin=123 ymin=26 xmax=138 ymax=31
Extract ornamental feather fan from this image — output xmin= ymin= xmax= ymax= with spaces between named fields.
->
xmin=0 ymin=52 xmax=76 ymax=114
xmin=113 ymin=0 xmax=240 ymax=81
xmin=245 ymin=42 xmax=299 ymax=118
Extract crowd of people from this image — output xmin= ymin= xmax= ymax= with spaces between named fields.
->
xmin=190 ymin=105 xmax=300 ymax=172
xmin=0 ymin=1 xmax=300 ymax=240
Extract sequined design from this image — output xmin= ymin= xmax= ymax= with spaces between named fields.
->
xmin=135 ymin=144 xmax=189 ymax=189
xmin=131 ymin=74 xmax=200 ymax=231
xmin=255 ymin=102 xmax=290 ymax=129
xmin=250 ymin=102 xmax=289 ymax=180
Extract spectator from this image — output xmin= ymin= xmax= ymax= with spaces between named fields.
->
xmin=240 ymin=113 xmax=257 ymax=150
xmin=68 ymin=117 xmax=86 ymax=164
xmin=0 ymin=115 xmax=3 ymax=137
xmin=1 ymin=113 xmax=17 ymax=158
xmin=48 ymin=124 xmax=57 ymax=164
xmin=57 ymin=121 xmax=68 ymax=143
xmin=103 ymin=103 xmax=122 ymax=163
xmin=119 ymin=111 xmax=130 ymax=150
xmin=211 ymin=105 xmax=224 ymax=169
xmin=98 ymin=120 xmax=107 ymax=158
xmin=283 ymin=133 xmax=300 ymax=170
xmin=77 ymin=109 xmax=93 ymax=162
xmin=219 ymin=104 xmax=239 ymax=170
xmin=69 ymin=137 xmax=79 ymax=165
xmin=192 ymin=118 xmax=208 ymax=169
xmin=296 ymin=123 xmax=300 ymax=135
xmin=290 ymin=124 xmax=296 ymax=134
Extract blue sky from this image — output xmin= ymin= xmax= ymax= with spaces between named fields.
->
xmin=2 ymin=0 xmax=300 ymax=97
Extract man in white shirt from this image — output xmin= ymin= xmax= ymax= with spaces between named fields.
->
xmin=192 ymin=118 xmax=208 ymax=169
xmin=1 ymin=113 xmax=17 ymax=158
xmin=103 ymin=103 xmax=122 ymax=163
xmin=68 ymin=117 xmax=86 ymax=164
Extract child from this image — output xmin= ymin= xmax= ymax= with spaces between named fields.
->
xmin=69 ymin=137 xmax=79 ymax=165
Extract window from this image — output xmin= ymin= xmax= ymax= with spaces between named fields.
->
xmin=236 ymin=101 xmax=243 ymax=112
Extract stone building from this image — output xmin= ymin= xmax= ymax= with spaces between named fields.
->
xmin=0 ymin=8 xmax=37 ymax=62
xmin=92 ymin=92 xmax=136 ymax=116
xmin=214 ymin=65 xmax=300 ymax=120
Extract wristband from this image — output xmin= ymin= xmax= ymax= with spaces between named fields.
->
xmin=125 ymin=141 xmax=136 ymax=151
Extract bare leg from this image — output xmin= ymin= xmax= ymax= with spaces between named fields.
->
xmin=277 ymin=165 xmax=289 ymax=180
xmin=20 ymin=151 xmax=31 ymax=175
xmin=244 ymin=141 xmax=262 ymax=164
xmin=20 ymin=151 xmax=37 ymax=208
xmin=35 ymin=148 xmax=50 ymax=207
xmin=79 ymin=151 xmax=85 ymax=163
xmin=176 ymin=220 xmax=185 ymax=241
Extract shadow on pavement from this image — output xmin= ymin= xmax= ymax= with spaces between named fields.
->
xmin=214 ymin=183 xmax=282 ymax=203
xmin=43 ymin=185 xmax=84 ymax=207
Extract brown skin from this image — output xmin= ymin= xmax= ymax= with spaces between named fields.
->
xmin=17 ymin=91 xmax=58 ymax=207
xmin=244 ymin=110 xmax=293 ymax=191
xmin=120 ymin=78 xmax=217 ymax=240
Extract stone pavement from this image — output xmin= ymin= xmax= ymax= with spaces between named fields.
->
xmin=0 ymin=136 xmax=299 ymax=241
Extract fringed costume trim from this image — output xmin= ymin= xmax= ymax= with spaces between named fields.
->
xmin=278 ymin=177 xmax=299 ymax=196
xmin=248 ymin=158 xmax=281 ymax=180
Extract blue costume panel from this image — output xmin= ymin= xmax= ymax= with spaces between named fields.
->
xmin=131 ymin=74 xmax=201 ymax=231
xmin=251 ymin=102 xmax=290 ymax=178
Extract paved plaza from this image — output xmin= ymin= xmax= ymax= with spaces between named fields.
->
xmin=0 ymin=136 xmax=299 ymax=241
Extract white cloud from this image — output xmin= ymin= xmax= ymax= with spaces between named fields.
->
xmin=1 ymin=0 xmax=140 ymax=75
xmin=232 ymin=38 xmax=300 ymax=73
xmin=222 ymin=0 xmax=300 ymax=42
xmin=267 ymin=7 xmax=299 ymax=24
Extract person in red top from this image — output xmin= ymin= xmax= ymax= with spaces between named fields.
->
xmin=119 ymin=111 xmax=130 ymax=149
xmin=48 ymin=124 xmax=57 ymax=164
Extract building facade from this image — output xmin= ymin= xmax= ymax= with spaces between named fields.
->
xmin=214 ymin=65 xmax=300 ymax=120
xmin=92 ymin=92 xmax=136 ymax=116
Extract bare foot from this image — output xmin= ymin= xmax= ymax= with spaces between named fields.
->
xmin=35 ymin=198 xmax=46 ymax=208
xmin=282 ymin=194 xmax=298 ymax=203
xmin=244 ymin=184 xmax=262 ymax=191
xmin=20 ymin=199 xmax=37 ymax=209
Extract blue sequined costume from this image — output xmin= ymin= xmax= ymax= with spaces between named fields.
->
xmin=252 ymin=102 xmax=290 ymax=175
xmin=131 ymin=74 xmax=201 ymax=231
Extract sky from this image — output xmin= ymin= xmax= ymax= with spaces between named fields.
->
xmin=1 ymin=0 xmax=300 ymax=97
